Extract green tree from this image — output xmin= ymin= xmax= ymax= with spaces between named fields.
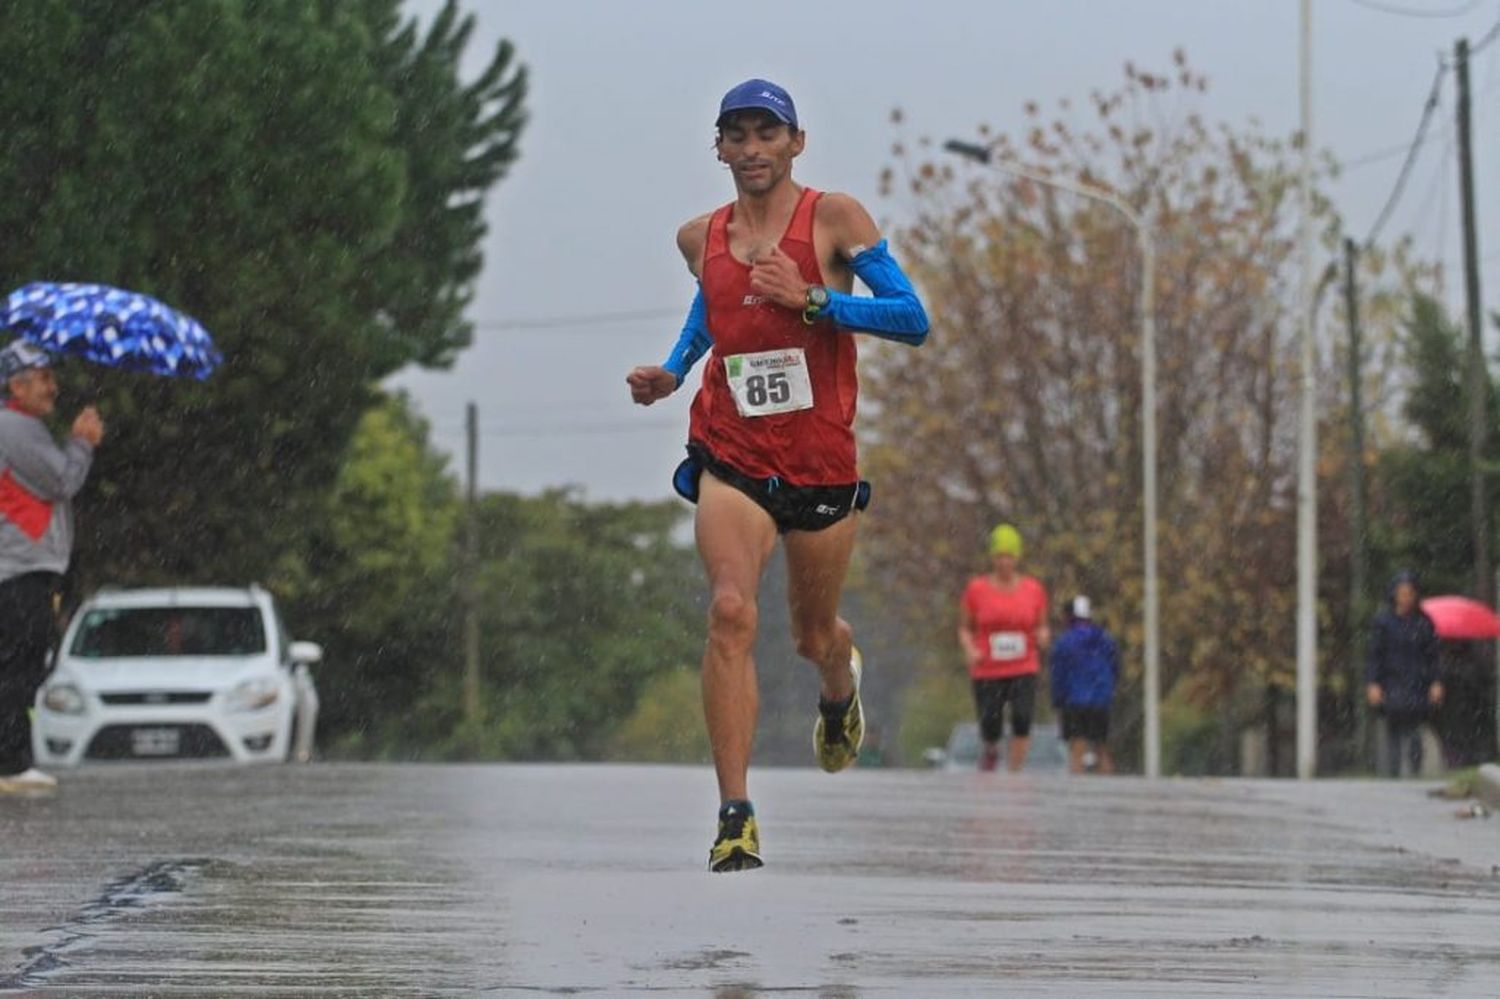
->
xmin=413 ymin=491 xmax=704 ymax=761
xmin=270 ymin=396 xmax=706 ymax=762
xmin=0 ymin=0 xmax=526 ymax=591
xmin=610 ymin=668 xmax=711 ymax=764
xmin=1367 ymin=298 xmax=1500 ymax=765
xmin=1375 ymin=294 xmax=1497 ymax=594
xmin=286 ymin=393 xmax=462 ymax=756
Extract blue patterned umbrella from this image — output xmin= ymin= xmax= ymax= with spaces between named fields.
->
xmin=2 ymin=282 xmax=222 ymax=380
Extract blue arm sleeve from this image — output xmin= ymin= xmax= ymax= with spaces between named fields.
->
xmin=662 ymin=286 xmax=712 ymax=387
xmin=820 ymin=240 xmax=929 ymax=346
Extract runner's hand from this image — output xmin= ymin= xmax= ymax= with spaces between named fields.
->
xmin=1366 ymin=683 xmax=1383 ymax=707
xmin=748 ymin=245 xmax=811 ymax=311
xmin=963 ymin=639 xmax=984 ymax=668
xmin=627 ymin=365 xmax=678 ymax=406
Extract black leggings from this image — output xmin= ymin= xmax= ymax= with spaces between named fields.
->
xmin=972 ymin=675 xmax=1037 ymax=741
xmin=0 ymin=572 xmax=62 ymax=774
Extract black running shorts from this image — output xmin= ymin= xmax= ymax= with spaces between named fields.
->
xmin=673 ymin=442 xmax=871 ymax=534
xmin=1061 ymin=706 xmax=1110 ymax=744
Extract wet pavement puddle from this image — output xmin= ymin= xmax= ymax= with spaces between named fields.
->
xmin=3 ymin=858 xmax=212 ymax=989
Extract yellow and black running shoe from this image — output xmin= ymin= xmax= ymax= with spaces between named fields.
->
xmin=814 ymin=647 xmax=865 ymax=773
xmin=708 ymin=800 xmax=763 ymax=872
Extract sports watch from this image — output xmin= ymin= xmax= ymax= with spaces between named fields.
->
xmin=802 ymin=284 xmax=830 ymax=325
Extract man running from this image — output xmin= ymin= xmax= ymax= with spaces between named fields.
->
xmin=958 ymin=524 xmax=1050 ymax=772
xmin=626 ymin=79 xmax=929 ymax=871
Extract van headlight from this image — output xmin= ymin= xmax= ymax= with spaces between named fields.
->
xmin=42 ymin=683 xmax=85 ymax=715
xmin=226 ymin=677 xmax=281 ymax=713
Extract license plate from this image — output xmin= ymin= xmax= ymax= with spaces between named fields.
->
xmin=131 ymin=727 xmax=180 ymax=756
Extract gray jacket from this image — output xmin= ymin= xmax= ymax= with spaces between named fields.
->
xmin=0 ymin=407 xmax=93 ymax=582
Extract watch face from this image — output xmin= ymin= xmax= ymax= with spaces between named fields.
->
xmin=809 ymin=286 xmax=829 ymax=308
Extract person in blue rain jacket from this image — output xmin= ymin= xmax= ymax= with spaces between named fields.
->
xmin=1049 ymin=595 xmax=1118 ymax=774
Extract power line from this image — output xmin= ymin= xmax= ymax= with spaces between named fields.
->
xmin=1471 ymin=14 xmax=1500 ymax=52
xmin=1348 ymin=0 xmax=1484 ymax=17
xmin=430 ymin=418 xmax=681 ymax=438
xmin=416 ymin=400 xmax=643 ymax=417
xmin=1338 ymin=123 xmax=1452 ymax=172
xmin=1414 ymin=124 xmax=1453 ymax=238
xmin=1364 ymin=60 xmax=1449 ymax=247
xmin=471 ymin=308 xmax=680 ymax=332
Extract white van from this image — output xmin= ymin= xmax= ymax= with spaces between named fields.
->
xmin=32 ymin=586 xmax=320 ymax=765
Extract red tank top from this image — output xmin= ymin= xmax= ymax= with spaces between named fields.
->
xmin=687 ymin=187 xmax=859 ymax=485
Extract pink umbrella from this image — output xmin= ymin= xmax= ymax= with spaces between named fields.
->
xmin=1420 ymin=596 xmax=1500 ymax=640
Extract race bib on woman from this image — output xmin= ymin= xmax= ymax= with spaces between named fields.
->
xmin=989 ymin=631 xmax=1026 ymax=661
xmin=724 ymin=348 xmax=814 ymax=418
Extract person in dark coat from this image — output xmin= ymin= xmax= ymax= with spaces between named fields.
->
xmin=1049 ymin=595 xmax=1118 ymax=774
xmin=1365 ymin=570 xmax=1444 ymax=777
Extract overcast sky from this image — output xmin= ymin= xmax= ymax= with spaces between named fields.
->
xmin=389 ymin=0 xmax=1500 ymax=502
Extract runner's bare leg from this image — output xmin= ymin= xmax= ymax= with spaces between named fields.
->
xmin=695 ymin=474 xmax=778 ymax=803
xmin=1007 ymin=736 xmax=1031 ymax=773
xmin=784 ymin=515 xmax=858 ymax=703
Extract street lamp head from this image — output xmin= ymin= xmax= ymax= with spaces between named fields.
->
xmin=942 ymin=139 xmax=992 ymax=164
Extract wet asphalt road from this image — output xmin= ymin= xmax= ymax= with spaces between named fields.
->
xmin=2 ymin=763 xmax=1498 ymax=997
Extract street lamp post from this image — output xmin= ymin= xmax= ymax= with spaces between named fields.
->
xmin=1295 ymin=0 xmax=1318 ymax=780
xmin=944 ymin=140 xmax=1161 ymax=778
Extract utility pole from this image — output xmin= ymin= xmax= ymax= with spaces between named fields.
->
xmin=1295 ymin=0 xmax=1318 ymax=780
xmin=1343 ymin=238 xmax=1370 ymax=769
xmin=1456 ymin=37 xmax=1490 ymax=606
xmin=463 ymin=401 xmax=482 ymax=727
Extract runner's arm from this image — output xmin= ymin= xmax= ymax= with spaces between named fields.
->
xmin=813 ymin=194 xmax=928 ymax=345
xmin=662 ymin=286 xmax=713 ymax=388
xmin=626 ymin=217 xmax=711 ymax=404
xmin=818 ymin=240 xmax=929 ymax=345
xmin=957 ymin=599 xmax=983 ymax=666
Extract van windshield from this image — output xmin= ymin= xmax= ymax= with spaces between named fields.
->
xmin=70 ymin=607 xmax=268 ymax=658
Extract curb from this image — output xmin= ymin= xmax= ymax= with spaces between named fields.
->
xmin=1476 ymin=763 xmax=1500 ymax=811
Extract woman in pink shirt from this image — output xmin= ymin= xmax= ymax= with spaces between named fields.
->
xmin=957 ymin=524 xmax=1050 ymax=771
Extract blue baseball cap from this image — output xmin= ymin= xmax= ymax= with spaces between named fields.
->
xmin=717 ymin=79 xmax=798 ymax=129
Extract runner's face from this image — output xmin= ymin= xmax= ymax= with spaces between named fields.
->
xmin=716 ymin=112 xmax=804 ymax=194
xmin=992 ymin=553 xmax=1018 ymax=576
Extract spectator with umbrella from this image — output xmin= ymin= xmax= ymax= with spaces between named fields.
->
xmin=0 ymin=283 xmax=219 ymax=793
xmin=1366 ymin=570 xmax=1444 ymax=778
xmin=0 ymin=341 xmax=101 ymax=792
xmin=1419 ymin=594 xmax=1500 ymax=767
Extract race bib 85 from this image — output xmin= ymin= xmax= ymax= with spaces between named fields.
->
xmin=724 ymin=348 xmax=814 ymax=418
